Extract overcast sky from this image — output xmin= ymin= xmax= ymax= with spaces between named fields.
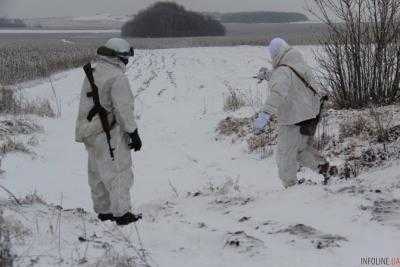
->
xmin=0 ymin=0 xmax=311 ymax=18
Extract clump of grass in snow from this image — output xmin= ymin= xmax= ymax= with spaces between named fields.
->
xmin=0 ymin=137 xmax=30 ymax=155
xmin=223 ymin=89 xmax=246 ymax=112
xmin=0 ymin=87 xmax=55 ymax=118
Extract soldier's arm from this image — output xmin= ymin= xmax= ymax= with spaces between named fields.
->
xmin=110 ymin=75 xmax=138 ymax=133
xmin=262 ymin=69 xmax=290 ymax=114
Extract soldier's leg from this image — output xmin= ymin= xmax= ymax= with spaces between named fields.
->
xmin=297 ymin=136 xmax=330 ymax=178
xmin=107 ymin=168 xmax=134 ymax=217
xmin=87 ymin=149 xmax=111 ymax=214
xmin=277 ymin=125 xmax=301 ymax=188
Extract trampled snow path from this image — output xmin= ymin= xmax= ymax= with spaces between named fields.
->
xmin=2 ymin=46 xmax=400 ymax=266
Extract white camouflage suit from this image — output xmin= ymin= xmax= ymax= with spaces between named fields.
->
xmin=75 ymin=56 xmax=137 ymax=216
xmin=263 ymin=44 xmax=328 ymax=188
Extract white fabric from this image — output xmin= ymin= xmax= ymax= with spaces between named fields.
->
xmin=75 ymin=56 xmax=137 ymax=142
xmin=75 ymin=56 xmax=137 ymax=216
xmin=262 ymin=45 xmax=324 ymax=126
xmin=267 ymin=38 xmax=289 ymax=60
xmin=276 ymin=125 xmax=327 ymax=188
xmin=254 ymin=112 xmax=271 ymax=134
xmin=105 ymin=38 xmax=131 ymax=54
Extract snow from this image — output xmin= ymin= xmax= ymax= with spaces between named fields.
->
xmin=1 ymin=46 xmax=400 ymax=266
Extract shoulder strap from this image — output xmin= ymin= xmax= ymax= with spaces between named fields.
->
xmin=278 ymin=64 xmax=317 ymax=95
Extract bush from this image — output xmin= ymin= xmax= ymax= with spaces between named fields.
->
xmin=311 ymin=0 xmax=400 ymax=109
xmin=122 ymin=2 xmax=226 ymax=37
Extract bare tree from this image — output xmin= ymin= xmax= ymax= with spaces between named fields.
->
xmin=309 ymin=0 xmax=400 ymax=109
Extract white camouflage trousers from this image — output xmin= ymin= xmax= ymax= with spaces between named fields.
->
xmin=85 ymin=125 xmax=134 ymax=217
xmin=276 ymin=125 xmax=327 ymax=188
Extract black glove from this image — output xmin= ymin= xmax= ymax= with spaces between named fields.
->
xmin=128 ymin=129 xmax=142 ymax=151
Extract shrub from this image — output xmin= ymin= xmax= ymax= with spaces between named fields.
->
xmin=310 ymin=0 xmax=400 ymax=109
xmin=122 ymin=2 xmax=226 ymax=37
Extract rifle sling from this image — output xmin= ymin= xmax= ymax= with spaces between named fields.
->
xmin=278 ymin=64 xmax=318 ymax=95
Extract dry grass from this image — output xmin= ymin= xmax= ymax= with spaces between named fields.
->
xmin=0 ymin=87 xmax=55 ymax=118
xmin=216 ymin=117 xmax=251 ymax=137
xmin=0 ymin=39 xmax=100 ymax=85
xmin=0 ymin=137 xmax=30 ymax=155
xmin=0 ymin=118 xmax=43 ymax=136
xmin=223 ymin=89 xmax=246 ymax=112
xmin=247 ymin=129 xmax=277 ymax=153
xmin=18 ymin=191 xmax=47 ymax=206
xmin=0 ymin=212 xmax=14 ymax=267
xmin=338 ymin=115 xmax=373 ymax=139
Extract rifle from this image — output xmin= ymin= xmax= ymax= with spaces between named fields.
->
xmin=83 ymin=63 xmax=115 ymax=160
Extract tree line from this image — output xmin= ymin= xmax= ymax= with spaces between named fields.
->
xmin=122 ymin=2 xmax=226 ymax=38
xmin=0 ymin=18 xmax=26 ymax=28
xmin=218 ymin=11 xmax=309 ymax=24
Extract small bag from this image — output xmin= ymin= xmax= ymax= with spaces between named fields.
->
xmin=296 ymin=116 xmax=319 ymax=136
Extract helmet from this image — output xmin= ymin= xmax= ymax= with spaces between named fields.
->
xmin=97 ymin=38 xmax=134 ymax=59
xmin=105 ymin=38 xmax=134 ymax=57
xmin=267 ymin=38 xmax=289 ymax=60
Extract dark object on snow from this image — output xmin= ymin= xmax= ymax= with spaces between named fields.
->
xmin=128 ymin=130 xmax=142 ymax=151
xmin=115 ymin=212 xmax=143 ymax=226
xmin=83 ymin=63 xmax=115 ymax=160
xmin=238 ymin=216 xmax=251 ymax=222
xmin=226 ymin=240 xmax=240 ymax=247
xmin=98 ymin=213 xmax=115 ymax=222
xmin=319 ymin=163 xmax=338 ymax=185
xmin=298 ymin=178 xmax=306 ymax=185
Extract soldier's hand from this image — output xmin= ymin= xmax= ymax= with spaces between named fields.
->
xmin=254 ymin=67 xmax=272 ymax=83
xmin=128 ymin=130 xmax=142 ymax=151
xmin=254 ymin=112 xmax=271 ymax=135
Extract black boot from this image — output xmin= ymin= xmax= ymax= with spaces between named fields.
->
xmin=319 ymin=163 xmax=338 ymax=185
xmin=98 ymin=213 xmax=115 ymax=222
xmin=115 ymin=212 xmax=142 ymax=226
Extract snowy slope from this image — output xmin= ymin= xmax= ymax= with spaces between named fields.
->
xmin=1 ymin=46 xmax=400 ymax=267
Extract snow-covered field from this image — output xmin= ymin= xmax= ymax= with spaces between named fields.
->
xmin=1 ymin=46 xmax=400 ymax=266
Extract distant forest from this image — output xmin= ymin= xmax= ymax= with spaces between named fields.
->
xmin=122 ymin=2 xmax=226 ymax=38
xmin=213 ymin=12 xmax=309 ymax=23
xmin=0 ymin=17 xmax=26 ymax=28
